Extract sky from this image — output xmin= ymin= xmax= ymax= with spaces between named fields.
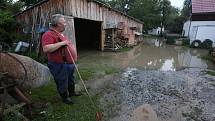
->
xmin=169 ymin=0 xmax=185 ymax=9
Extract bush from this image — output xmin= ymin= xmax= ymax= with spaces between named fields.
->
xmin=181 ymin=38 xmax=190 ymax=46
xmin=26 ymin=51 xmax=48 ymax=64
xmin=0 ymin=11 xmax=20 ymax=45
xmin=165 ymin=36 xmax=180 ymax=45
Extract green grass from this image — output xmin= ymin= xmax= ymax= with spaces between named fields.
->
xmin=75 ymin=64 xmax=119 ymax=80
xmin=31 ymin=95 xmax=101 ymax=121
xmin=4 ymin=63 xmax=118 ymax=121
xmin=201 ymin=55 xmax=214 ymax=62
xmin=30 ymin=81 xmax=101 ymax=121
xmin=144 ymin=35 xmax=164 ymax=39
xmin=206 ymin=70 xmax=215 ymax=76
xmin=118 ymin=47 xmax=132 ymax=52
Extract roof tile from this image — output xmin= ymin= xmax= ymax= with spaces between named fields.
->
xmin=192 ymin=0 xmax=215 ymax=13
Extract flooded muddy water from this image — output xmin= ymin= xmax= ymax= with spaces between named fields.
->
xmin=77 ymin=39 xmax=215 ymax=121
xmin=78 ymin=39 xmax=214 ymax=71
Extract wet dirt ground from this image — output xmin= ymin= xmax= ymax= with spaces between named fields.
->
xmin=78 ymin=39 xmax=215 ymax=121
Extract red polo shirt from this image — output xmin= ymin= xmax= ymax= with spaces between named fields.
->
xmin=42 ymin=29 xmax=77 ymax=64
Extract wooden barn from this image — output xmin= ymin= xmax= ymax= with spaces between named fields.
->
xmin=16 ymin=0 xmax=143 ymax=52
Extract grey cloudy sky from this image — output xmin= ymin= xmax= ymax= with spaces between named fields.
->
xmin=170 ymin=0 xmax=185 ymax=9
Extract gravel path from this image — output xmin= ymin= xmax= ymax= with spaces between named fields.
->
xmin=100 ymin=68 xmax=215 ymax=121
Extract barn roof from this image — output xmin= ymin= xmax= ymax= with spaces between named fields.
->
xmin=192 ymin=0 xmax=215 ymax=13
xmin=16 ymin=0 xmax=144 ymax=24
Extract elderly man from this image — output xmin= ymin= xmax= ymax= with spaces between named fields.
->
xmin=42 ymin=14 xmax=80 ymax=104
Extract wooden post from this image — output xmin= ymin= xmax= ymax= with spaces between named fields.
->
xmin=101 ymin=22 xmax=105 ymax=51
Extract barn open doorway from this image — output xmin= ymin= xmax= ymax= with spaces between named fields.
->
xmin=74 ymin=18 xmax=102 ymax=51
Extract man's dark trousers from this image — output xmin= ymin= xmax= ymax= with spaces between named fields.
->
xmin=48 ymin=61 xmax=75 ymax=98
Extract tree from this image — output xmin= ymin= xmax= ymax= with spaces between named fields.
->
xmin=128 ymin=0 xmax=161 ymax=31
xmin=0 ymin=0 xmax=24 ymax=45
xmin=166 ymin=6 xmax=181 ymax=33
xmin=167 ymin=0 xmax=192 ymax=34
xmin=181 ymin=0 xmax=191 ymax=20
xmin=160 ymin=0 xmax=171 ymax=35
xmin=19 ymin=0 xmax=41 ymax=8
xmin=96 ymin=0 xmax=187 ymax=34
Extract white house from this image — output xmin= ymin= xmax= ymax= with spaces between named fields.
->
xmin=182 ymin=0 xmax=215 ymax=48
xmin=148 ymin=27 xmax=164 ymax=36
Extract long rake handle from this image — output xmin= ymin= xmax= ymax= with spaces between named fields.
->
xmin=66 ymin=48 xmax=98 ymax=111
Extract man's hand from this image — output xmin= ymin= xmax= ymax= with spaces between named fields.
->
xmin=43 ymin=41 xmax=69 ymax=53
xmin=61 ymin=41 xmax=71 ymax=46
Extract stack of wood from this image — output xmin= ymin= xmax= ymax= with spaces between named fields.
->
xmin=104 ymin=22 xmax=137 ymax=51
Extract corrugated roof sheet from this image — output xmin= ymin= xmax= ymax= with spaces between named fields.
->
xmin=192 ymin=0 xmax=215 ymax=13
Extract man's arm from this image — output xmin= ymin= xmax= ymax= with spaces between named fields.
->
xmin=43 ymin=41 xmax=68 ymax=53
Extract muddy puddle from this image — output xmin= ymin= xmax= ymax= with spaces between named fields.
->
xmin=78 ymin=39 xmax=214 ymax=71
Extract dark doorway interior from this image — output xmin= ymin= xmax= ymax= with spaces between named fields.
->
xmin=74 ymin=18 xmax=101 ymax=51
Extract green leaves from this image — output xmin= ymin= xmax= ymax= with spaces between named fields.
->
xmin=0 ymin=0 xmax=24 ymax=45
xmin=99 ymin=0 xmax=188 ymax=34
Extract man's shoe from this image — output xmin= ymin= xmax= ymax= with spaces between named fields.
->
xmin=60 ymin=92 xmax=73 ymax=104
xmin=62 ymin=97 xmax=73 ymax=104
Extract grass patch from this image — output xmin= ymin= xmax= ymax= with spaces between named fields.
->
xmin=206 ymin=70 xmax=215 ymax=76
xmin=75 ymin=68 xmax=95 ymax=80
xmin=118 ymin=47 xmax=132 ymax=52
xmin=28 ymin=81 xmax=101 ymax=121
xmin=144 ymin=35 xmax=164 ymax=40
xmin=165 ymin=36 xmax=180 ymax=45
xmin=201 ymin=55 xmax=214 ymax=62
xmin=31 ymin=95 xmax=101 ymax=121
xmin=75 ymin=64 xmax=119 ymax=80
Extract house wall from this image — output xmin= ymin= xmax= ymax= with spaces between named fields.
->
xmin=182 ymin=20 xmax=191 ymax=37
xmin=16 ymin=0 xmax=143 ymax=50
xmin=148 ymin=27 xmax=164 ymax=35
xmin=183 ymin=21 xmax=215 ymax=46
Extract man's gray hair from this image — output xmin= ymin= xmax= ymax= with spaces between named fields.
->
xmin=50 ymin=14 xmax=64 ymax=27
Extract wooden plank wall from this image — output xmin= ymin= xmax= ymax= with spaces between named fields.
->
xmin=16 ymin=0 xmax=143 ymax=49
xmin=17 ymin=0 xmax=142 ymax=31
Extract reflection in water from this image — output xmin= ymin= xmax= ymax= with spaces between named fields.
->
xmin=177 ymin=49 xmax=207 ymax=69
xmin=154 ymin=39 xmax=163 ymax=47
xmin=160 ymin=58 xmax=175 ymax=71
xmin=78 ymin=39 xmax=214 ymax=71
